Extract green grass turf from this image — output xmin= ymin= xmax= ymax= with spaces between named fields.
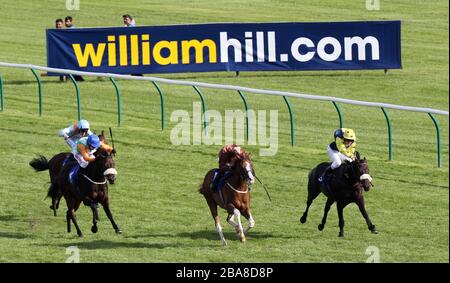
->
xmin=0 ymin=0 xmax=448 ymax=262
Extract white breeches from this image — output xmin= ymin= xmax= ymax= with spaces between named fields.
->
xmin=327 ymin=145 xmax=353 ymax=169
xmin=73 ymin=153 xmax=89 ymax=168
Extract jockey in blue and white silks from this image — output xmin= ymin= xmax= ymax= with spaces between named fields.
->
xmin=58 ymin=120 xmax=93 ymax=150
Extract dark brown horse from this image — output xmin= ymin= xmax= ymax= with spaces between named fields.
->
xmin=300 ymin=152 xmax=378 ymax=237
xmin=30 ymin=132 xmax=120 ymax=237
xmin=199 ymin=150 xmax=255 ymax=246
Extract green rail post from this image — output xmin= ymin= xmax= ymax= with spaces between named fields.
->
xmin=283 ymin=96 xmax=295 ymax=146
xmin=237 ymin=90 xmax=250 ymax=141
xmin=68 ymin=74 xmax=81 ymax=121
xmin=332 ymin=101 xmax=343 ymax=128
xmin=151 ymin=81 xmax=165 ymax=130
xmin=192 ymin=86 xmax=207 ymax=131
xmin=381 ymin=107 xmax=393 ymax=160
xmin=0 ymin=74 xmax=4 ymax=112
xmin=30 ymin=68 xmax=43 ymax=116
xmin=109 ymin=77 xmax=122 ymax=127
xmin=428 ymin=113 xmax=442 ymax=168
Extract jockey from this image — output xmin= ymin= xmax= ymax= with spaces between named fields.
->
xmin=58 ymin=120 xmax=93 ymax=150
xmin=211 ymin=144 xmax=242 ymax=191
xmin=318 ymin=128 xmax=357 ymax=183
xmin=69 ymin=134 xmax=114 ymax=205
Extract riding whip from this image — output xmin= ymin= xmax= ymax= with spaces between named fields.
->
xmin=255 ymin=175 xmax=272 ymax=202
xmin=109 ymin=127 xmax=116 ymax=155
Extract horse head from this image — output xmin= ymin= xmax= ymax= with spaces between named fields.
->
xmin=233 ymin=150 xmax=255 ymax=185
xmin=353 ymin=154 xmax=373 ymax=191
xmin=95 ymin=131 xmax=117 ymax=184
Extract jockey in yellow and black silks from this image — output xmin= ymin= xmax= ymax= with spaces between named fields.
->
xmin=318 ymin=128 xmax=357 ymax=183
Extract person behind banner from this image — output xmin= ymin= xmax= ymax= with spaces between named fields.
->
xmin=122 ymin=14 xmax=136 ymax=27
xmin=54 ymin=18 xmax=67 ymax=82
xmin=64 ymin=16 xmax=85 ymax=82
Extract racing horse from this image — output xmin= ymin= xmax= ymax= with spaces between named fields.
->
xmin=30 ymin=132 xmax=120 ymax=237
xmin=199 ymin=150 xmax=256 ymax=246
xmin=300 ymin=152 xmax=378 ymax=237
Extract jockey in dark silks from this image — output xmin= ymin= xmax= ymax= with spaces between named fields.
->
xmin=318 ymin=128 xmax=357 ymax=186
xmin=211 ymin=144 xmax=242 ymax=191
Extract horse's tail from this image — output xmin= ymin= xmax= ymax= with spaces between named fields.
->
xmin=29 ymin=155 xmax=49 ymax=172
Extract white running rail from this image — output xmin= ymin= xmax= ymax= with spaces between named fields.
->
xmin=0 ymin=61 xmax=448 ymax=116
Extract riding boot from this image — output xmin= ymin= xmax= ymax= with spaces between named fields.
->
xmin=211 ymin=171 xmax=223 ymax=191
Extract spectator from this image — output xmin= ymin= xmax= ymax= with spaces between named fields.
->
xmin=55 ymin=18 xmax=64 ymax=29
xmin=123 ymin=14 xmax=142 ymax=76
xmin=64 ymin=16 xmax=84 ymax=81
xmin=123 ymin=14 xmax=136 ymax=27
xmin=65 ymin=16 xmax=75 ymax=28
xmin=55 ymin=19 xmax=67 ymax=82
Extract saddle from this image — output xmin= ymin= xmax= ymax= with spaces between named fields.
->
xmin=318 ymin=170 xmax=335 ymax=197
xmin=211 ymin=169 xmax=232 ymax=192
xmin=68 ymin=163 xmax=80 ymax=186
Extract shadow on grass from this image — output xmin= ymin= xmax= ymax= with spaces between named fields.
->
xmin=177 ymin=230 xmax=275 ymax=241
xmin=0 ymin=215 xmax=21 ymax=222
xmin=0 ymin=232 xmax=30 ymax=239
xmin=41 ymin=239 xmax=181 ymax=250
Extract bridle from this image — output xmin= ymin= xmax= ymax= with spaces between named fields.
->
xmin=348 ymin=160 xmax=373 ymax=190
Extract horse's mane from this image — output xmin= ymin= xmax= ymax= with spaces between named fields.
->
xmin=236 ymin=149 xmax=251 ymax=162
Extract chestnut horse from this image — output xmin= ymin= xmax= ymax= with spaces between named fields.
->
xmin=300 ymin=152 xmax=378 ymax=237
xmin=199 ymin=150 xmax=255 ymax=246
xmin=29 ymin=132 xmax=120 ymax=237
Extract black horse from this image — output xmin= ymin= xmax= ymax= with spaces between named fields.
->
xmin=30 ymin=133 xmax=121 ymax=237
xmin=300 ymin=152 xmax=378 ymax=237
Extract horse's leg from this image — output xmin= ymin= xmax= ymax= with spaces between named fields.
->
xmin=241 ymin=209 xmax=255 ymax=234
xmin=66 ymin=209 xmax=71 ymax=233
xmin=70 ymin=201 xmax=83 ymax=237
xmin=356 ymin=196 xmax=378 ymax=234
xmin=102 ymin=198 xmax=122 ymax=234
xmin=318 ymin=197 xmax=334 ymax=231
xmin=337 ymin=202 xmax=345 ymax=237
xmin=90 ymin=203 xmax=99 ymax=234
xmin=225 ymin=205 xmax=239 ymax=235
xmin=225 ymin=204 xmax=245 ymax=242
xmin=205 ymin=197 xmax=227 ymax=246
xmin=300 ymin=183 xmax=320 ymax=224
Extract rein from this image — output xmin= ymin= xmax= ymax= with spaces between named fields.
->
xmin=82 ymin=174 xmax=107 ymax=185
xmin=226 ymin=182 xmax=248 ymax=194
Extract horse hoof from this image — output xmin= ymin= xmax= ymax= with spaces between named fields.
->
xmin=240 ymin=237 xmax=246 ymax=243
xmin=222 ymin=241 xmax=228 ymax=246
xmin=338 ymin=232 xmax=344 ymax=237
xmin=300 ymin=216 xmax=307 ymax=224
xmin=115 ymin=229 xmax=122 ymax=235
xmin=91 ymin=225 xmax=98 ymax=233
xmin=78 ymin=233 xmax=83 ymax=238
xmin=371 ymin=229 xmax=379 ymax=234
xmin=318 ymin=224 xmax=324 ymax=231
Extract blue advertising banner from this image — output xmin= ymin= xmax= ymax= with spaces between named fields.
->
xmin=46 ymin=21 xmax=401 ymax=74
